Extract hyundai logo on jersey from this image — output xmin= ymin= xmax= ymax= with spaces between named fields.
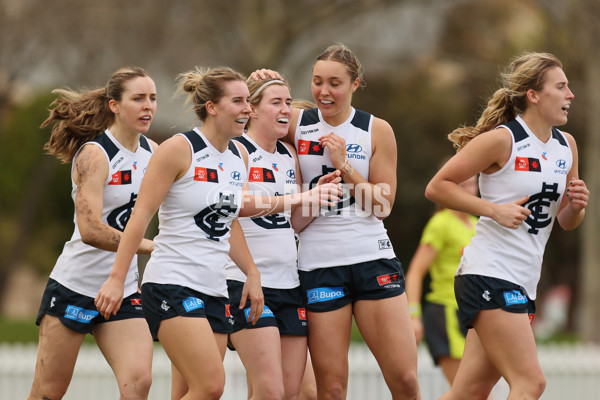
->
xmin=556 ymin=159 xmax=567 ymax=169
xmin=286 ymin=169 xmax=295 ymax=179
xmin=182 ymin=297 xmax=205 ymax=312
xmin=64 ymin=305 xmax=99 ymax=323
xmin=307 ymin=287 xmax=345 ymax=304
xmin=244 ymin=305 xmax=275 ymax=320
xmin=503 ymin=290 xmax=528 ymax=306
xmin=346 ymin=144 xmax=362 ymax=153
xmin=230 ymin=171 xmax=242 ymax=181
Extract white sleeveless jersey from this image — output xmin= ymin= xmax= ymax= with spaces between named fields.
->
xmin=224 ymin=134 xmax=299 ymax=288
xmin=142 ymin=128 xmax=246 ymax=298
xmin=50 ymin=129 xmax=153 ymax=298
xmin=294 ymin=108 xmax=396 ymax=272
xmin=457 ymin=116 xmax=572 ymax=299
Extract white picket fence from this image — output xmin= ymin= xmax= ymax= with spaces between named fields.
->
xmin=2 ymin=342 xmax=599 ymax=399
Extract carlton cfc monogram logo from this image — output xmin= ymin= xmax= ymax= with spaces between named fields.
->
xmin=194 ymin=193 xmax=238 ymax=241
xmin=107 ymin=193 xmax=137 ymax=232
xmin=522 ymin=182 xmax=560 ymax=234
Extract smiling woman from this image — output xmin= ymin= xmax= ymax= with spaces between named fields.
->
xmin=425 ymin=52 xmax=589 ymax=400
xmin=29 ymin=66 xmax=158 ymax=400
xmin=250 ymin=43 xmax=421 ymax=400
xmin=92 ymin=66 xmax=341 ymax=400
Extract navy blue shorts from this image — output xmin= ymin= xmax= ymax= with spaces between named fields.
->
xmin=299 ymin=257 xmax=405 ymax=313
xmin=454 ymin=274 xmax=536 ymax=330
xmin=423 ymin=302 xmax=467 ymax=364
xmin=227 ymin=280 xmax=307 ymax=336
xmin=36 ymin=278 xmax=144 ymax=334
xmin=141 ymin=283 xmax=233 ymax=341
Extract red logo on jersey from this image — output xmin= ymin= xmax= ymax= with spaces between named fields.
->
xmin=297 ymin=140 xmax=324 ymax=155
xmin=194 ymin=167 xmax=219 ymax=182
xmin=225 ymin=304 xmax=231 ymax=317
xmin=109 ymin=170 xmax=132 ymax=185
xmin=131 ymin=298 xmax=142 ymax=306
xmin=249 ymin=167 xmax=276 ymax=183
xmin=377 ymin=273 xmax=400 ymax=286
xmin=515 ymin=157 xmax=541 ymax=172
xmin=298 ymin=308 xmax=307 ymax=320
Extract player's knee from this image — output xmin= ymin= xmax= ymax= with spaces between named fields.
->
xmin=118 ymin=367 xmax=152 ymax=397
xmin=393 ymin=369 xmax=419 ymax=397
xmin=29 ymin=381 xmax=69 ymax=400
xmin=258 ymin=384 xmax=285 ymax=400
xmin=204 ymin=381 xmax=225 ymax=400
xmin=509 ymin=371 xmax=546 ymax=400
xmin=525 ymin=373 xmax=546 ymax=399
xmin=319 ymin=380 xmax=345 ymax=400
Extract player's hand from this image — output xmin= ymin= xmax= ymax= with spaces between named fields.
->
xmin=491 ymin=196 xmax=531 ymax=229
xmin=565 ymin=178 xmax=589 ymax=211
xmin=249 ymin=69 xmax=282 ymax=81
xmin=316 ymin=170 xmax=342 ymax=186
xmin=240 ymin=272 xmax=264 ymax=325
xmin=94 ymin=276 xmax=124 ymax=320
xmin=319 ymin=133 xmax=346 ymax=169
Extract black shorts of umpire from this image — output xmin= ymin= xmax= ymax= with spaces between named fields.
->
xmin=36 ymin=278 xmax=144 ymax=334
xmin=423 ymin=302 xmax=467 ymax=364
xmin=299 ymin=257 xmax=405 ymax=313
xmin=454 ymin=274 xmax=536 ymax=330
xmin=141 ymin=283 xmax=233 ymax=341
xmin=227 ymin=280 xmax=308 ymax=335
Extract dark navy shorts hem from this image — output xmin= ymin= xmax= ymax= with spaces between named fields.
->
xmin=36 ymin=278 xmax=144 ymax=334
xmin=299 ymin=257 xmax=405 ymax=313
xmin=454 ymin=274 xmax=536 ymax=330
xmin=141 ymin=283 xmax=233 ymax=341
xmin=227 ymin=280 xmax=308 ymax=336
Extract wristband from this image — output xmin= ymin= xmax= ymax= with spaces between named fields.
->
xmin=341 ymin=159 xmax=354 ymax=177
xmin=408 ymin=302 xmax=422 ymax=318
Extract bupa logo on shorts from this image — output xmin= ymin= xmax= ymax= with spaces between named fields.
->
xmin=244 ymin=305 xmax=275 ymax=320
xmin=503 ymin=290 xmax=527 ymax=306
xmin=225 ymin=304 xmax=231 ymax=317
xmin=307 ymin=287 xmax=345 ymax=304
xmin=182 ymin=297 xmax=204 ymax=312
xmin=64 ymin=305 xmax=99 ymax=323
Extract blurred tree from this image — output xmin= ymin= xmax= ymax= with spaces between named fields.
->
xmin=0 ymin=94 xmax=72 ymax=299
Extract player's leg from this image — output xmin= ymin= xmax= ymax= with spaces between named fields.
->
xmin=27 ymin=315 xmax=85 ymax=400
xmin=231 ymin=326 xmax=285 ymax=400
xmin=299 ymin=352 xmax=317 ymax=400
xmin=94 ymin=318 xmax=153 ymax=399
xmin=159 ymin=316 xmax=226 ymax=400
xmin=354 ymin=294 xmax=420 ymax=400
xmin=280 ymin=335 xmax=308 ymax=400
xmin=306 ymin=305 xmax=353 ymax=400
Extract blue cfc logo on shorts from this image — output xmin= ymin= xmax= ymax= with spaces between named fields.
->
xmin=64 ymin=305 xmax=99 ymax=323
xmin=182 ymin=297 xmax=204 ymax=312
xmin=307 ymin=287 xmax=345 ymax=304
xmin=244 ymin=305 xmax=275 ymax=321
xmin=503 ymin=290 xmax=527 ymax=306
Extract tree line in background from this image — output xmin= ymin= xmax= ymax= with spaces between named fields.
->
xmin=0 ymin=0 xmax=598 ymax=340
